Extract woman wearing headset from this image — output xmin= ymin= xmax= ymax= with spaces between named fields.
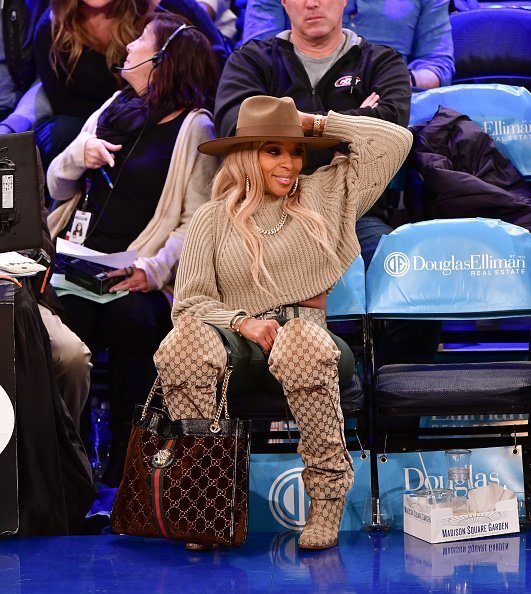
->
xmin=46 ymin=13 xmax=219 ymax=486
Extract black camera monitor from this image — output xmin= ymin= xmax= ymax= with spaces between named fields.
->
xmin=0 ymin=131 xmax=42 ymax=253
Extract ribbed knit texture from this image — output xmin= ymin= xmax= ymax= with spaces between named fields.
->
xmin=172 ymin=111 xmax=412 ymax=328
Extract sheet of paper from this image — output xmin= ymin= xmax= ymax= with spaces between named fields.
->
xmin=51 ymin=274 xmax=128 ymax=304
xmin=56 ymin=238 xmax=137 ymax=269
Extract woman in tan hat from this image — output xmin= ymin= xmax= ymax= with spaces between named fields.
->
xmin=155 ymin=95 xmax=412 ymax=550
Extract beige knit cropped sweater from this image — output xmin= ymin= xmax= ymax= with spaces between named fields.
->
xmin=172 ymin=111 xmax=412 ymax=328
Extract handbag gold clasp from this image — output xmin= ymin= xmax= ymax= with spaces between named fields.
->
xmin=152 ymin=449 xmax=175 ymax=468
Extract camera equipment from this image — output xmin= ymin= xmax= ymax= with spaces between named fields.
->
xmin=0 ymin=132 xmax=42 ymax=253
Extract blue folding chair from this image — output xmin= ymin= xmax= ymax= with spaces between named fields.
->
xmin=364 ymin=218 xmax=531 ymax=527
xmin=409 ymin=83 xmax=531 ymax=180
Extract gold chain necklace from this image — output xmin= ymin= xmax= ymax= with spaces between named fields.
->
xmin=256 ymin=209 xmax=288 ymax=235
xmin=255 ymin=195 xmax=289 ymax=236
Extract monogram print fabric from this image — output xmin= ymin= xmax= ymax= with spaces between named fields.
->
xmin=268 ymin=318 xmax=354 ymax=500
xmin=112 ymin=316 xmax=250 ymax=547
xmin=150 ymin=314 xmax=353 ymax=549
xmin=298 ymin=497 xmax=347 ymax=549
xmin=154 ymin=316 xmax=227 ymax=420
xmin=110 ymin=414 xmax=250 ymax=546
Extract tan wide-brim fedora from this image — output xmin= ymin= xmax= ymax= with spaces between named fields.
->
xmin=198 ymin=96 xmax=340 ymax=157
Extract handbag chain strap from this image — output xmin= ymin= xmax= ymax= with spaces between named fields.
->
xmin=141 ymin=364 xmax=234 ymax=433
xmin=141 ymin=376 xmax=163 ymax=420
xmin=209 ymin=366 xmax=232 ymax=434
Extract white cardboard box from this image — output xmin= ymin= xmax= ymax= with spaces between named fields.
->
xmin=403 ymin=494 xmax=519 ymax=544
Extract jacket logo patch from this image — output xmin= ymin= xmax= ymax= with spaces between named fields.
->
xmin=335 ymin=76 xmax=361 ymax=88
xmin=335 ymin=76 xmax=352 ymax=88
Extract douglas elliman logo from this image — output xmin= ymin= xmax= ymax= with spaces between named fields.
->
xmin=384 ymin=252 xmax=526 ymax=278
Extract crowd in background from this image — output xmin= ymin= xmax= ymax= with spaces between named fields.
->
xmin=1 ymin=0 xmax=530 ymax=537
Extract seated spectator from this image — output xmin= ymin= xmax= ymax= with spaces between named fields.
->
xmin=46 ymin=13 xmax=220 ymax=486
xmin=34 ymin=149 xmax=92 ymax=432
xmin=216 ymin=0 xmax=441 ymax=366
xmin=31 ymin=0 xmax=227 ymax=172
xmin=0 ymin=0 xmax=48 ymax=135
xmin=242 ymin=0 xmax=455 ymax=88
xmin=7 ymin=274 xmax=96 ymax=535
xmin=155 ymin=95 xmax=412 ymax=550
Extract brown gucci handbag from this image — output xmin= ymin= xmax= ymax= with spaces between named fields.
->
xmin=110 ymin=367 xmax=251 ymax=547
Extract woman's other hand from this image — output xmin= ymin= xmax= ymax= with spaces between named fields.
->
xmin=84 ymin=138 xmax=122 ymax=169
xmin=239 ymin=318 xmax=280 ymax=355
xmin=107 ymin=266 xmax=148 ymax=293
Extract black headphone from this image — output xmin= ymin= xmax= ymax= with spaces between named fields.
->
xmin=111 ymin=24 xmax=195 ymax=73
xmin=151 ymin=23 xmax=194 ymax=67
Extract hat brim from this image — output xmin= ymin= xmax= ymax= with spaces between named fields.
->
xmin=197 ymin=134 xmax=341 ymax=157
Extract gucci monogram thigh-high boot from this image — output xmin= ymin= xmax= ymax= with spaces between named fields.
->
xmin=154 ymin=315 xmax=227 ymax=421
xmin=269 ymin=318 xmax=354 ymax=550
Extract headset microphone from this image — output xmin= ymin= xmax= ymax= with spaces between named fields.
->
xmin=110 ymin=57 xmax=156 ymax=73
xmin=111 ymin=24 xmax=194 ymax=73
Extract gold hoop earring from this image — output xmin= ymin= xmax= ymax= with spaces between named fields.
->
xmin=245 ymin=176 xmax=250 ymax=199
xmin=288 ymin=176 xmax=299 ymax=197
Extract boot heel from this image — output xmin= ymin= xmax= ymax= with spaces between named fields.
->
xmin=298 ymin=497 xmax=346 ymax=550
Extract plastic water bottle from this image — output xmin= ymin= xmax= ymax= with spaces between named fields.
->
xmin=89 ymin=398 xmax=112 ymax=481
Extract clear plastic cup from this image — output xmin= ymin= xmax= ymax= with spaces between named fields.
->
xmin=445 ymin=449 xmax=472 ymax=483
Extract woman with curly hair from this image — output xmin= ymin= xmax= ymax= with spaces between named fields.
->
xmin=33 ymin=0 xmax=150 ymax=169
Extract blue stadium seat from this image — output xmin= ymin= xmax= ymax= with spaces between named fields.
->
xmin=450 ymin=8 xmax=531 ymax=91
xmin=364 ymin=218 xmax=531 ymax=526
xmin=410 ymin=84 xmax=531 ymax=180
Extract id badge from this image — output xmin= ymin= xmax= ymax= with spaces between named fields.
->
xmin=66 ymin=210 xmax=92 ymax=244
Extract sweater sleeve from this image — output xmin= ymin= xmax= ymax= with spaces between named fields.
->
xmin=171 ymin=203 xmax=247 ymax=328
xmin=46 ymin=93 xmax=119 ymax=201
xmin=303 ymin=112 xmax=412 ymax=269
xmin=315 ymin=111 xmax=413 ymax=218
xmin=133 ymin=116 xmax=220 ymax=290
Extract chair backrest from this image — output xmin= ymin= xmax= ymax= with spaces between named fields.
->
xmin=326 ymin=255 xmax=366 ymax=321
xmin=450 ymin=8 xmax=531 ymax=90
xmin=366 ymin=218 xmax=531 ymax=318
xmin=409 ymin=84 xmax=531 ymax=179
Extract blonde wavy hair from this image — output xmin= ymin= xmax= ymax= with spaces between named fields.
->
xmin=49 ymin=0 xmax=150 ymax=79
xmin=211 ymin=142 xmax=341 ymax=297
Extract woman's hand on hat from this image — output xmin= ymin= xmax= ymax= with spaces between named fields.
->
xmin=238 ymin=318 xmax=280 ymax=355
xmin=107 ymin=266 xmax=148 ymax=293
xmin=360 ymin=92 xmax=379 ymax=109
xmin=84 ymin=138 xmax=122 ymax=169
